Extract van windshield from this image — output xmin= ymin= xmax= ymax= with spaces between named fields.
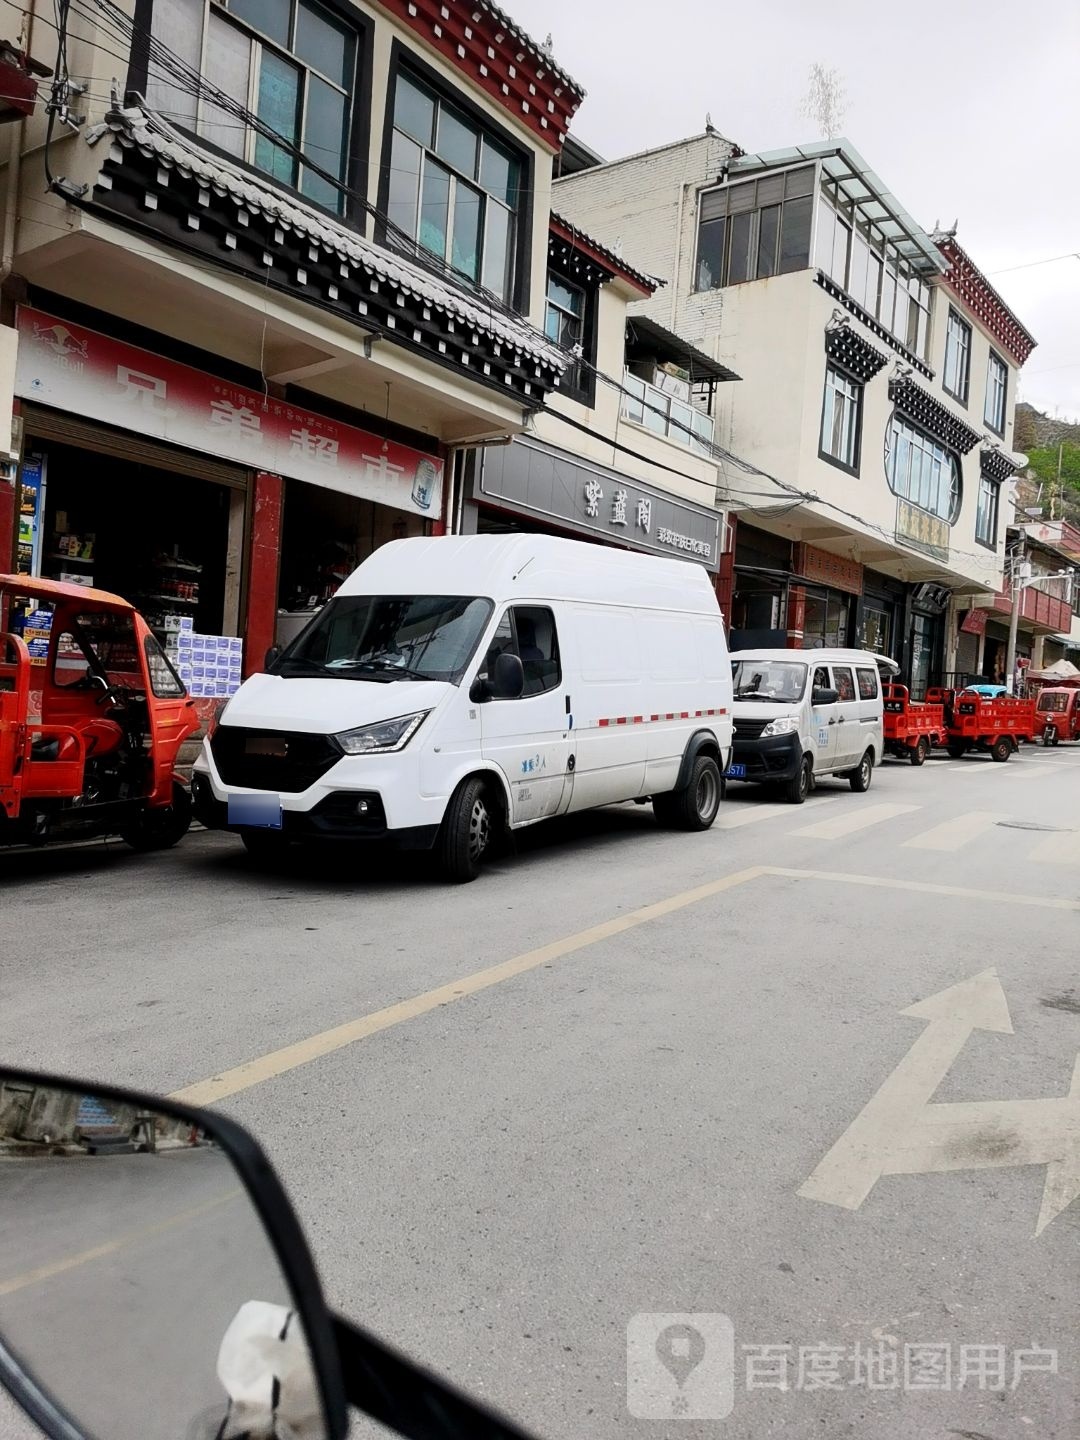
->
xmin=732 ymin=659 xmax=808 ymax=703
xmin=273 ymin=595 xmax=494 ymax=684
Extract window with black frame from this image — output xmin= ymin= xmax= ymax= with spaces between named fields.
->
xmin=546 ymin=271 xmax=588 ymax=399
xmin=984 ymin=351 xmax=1008 ymax=434
xmin=386 ymin=69 xmax=521 ymax=301
xmin=820 ymin=364 xmax=862 ymax=472
xmin=695 ymin=166 xmax=814 ymax=291
xmin=146 ymin=0 xmax=359 ymax=214
xmin=976 ymin=473 xmax=1000 ymax=548
xmin=885 ymin=413 xmax=962 ymax=524
xmin=943 ymin=308 xmax=972 ymax=404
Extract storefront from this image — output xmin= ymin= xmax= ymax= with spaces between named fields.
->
xmin=10 ymin=305 xmax=444 ymax=687
xmin=462 ymin=436 xmax=723 ymax=572
xmin=730 ymin=528 xmax=863 ymax=652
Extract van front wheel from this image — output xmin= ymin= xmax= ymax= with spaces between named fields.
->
xmin=654 ymin=753 xmax=722 ymax=831
xmin=848 ymin=750 xmax=874 ymax=792
xmin=783 ymin=756 xmax=812 ymax=805
xmin=438 ymin=777 xmax=493 ymax=883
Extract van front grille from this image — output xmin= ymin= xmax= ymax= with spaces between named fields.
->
xmin=733 ymin=717 xmax=770 ymax=740
xmin=211 ymin=727 xmax=342 ymax=793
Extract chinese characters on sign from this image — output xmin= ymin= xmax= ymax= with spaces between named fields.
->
xmin=15 ymin=307 xmax=444 ymax=518
xmin=793 ymin=542 xmax=864 ymax=595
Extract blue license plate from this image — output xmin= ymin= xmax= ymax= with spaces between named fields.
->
xmin=724 ymin=763 xmax=747 ymax=779
xmin=228 ymin=793 xmax=283 ymax=829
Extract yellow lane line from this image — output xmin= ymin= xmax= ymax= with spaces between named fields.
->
xmin=168 ymin=863 xmax=1080 ymax=1109
xmin=169 ymin=866 xmax=770 ymax=1107
xmin=0 ymin=1188 xmax=242 ymax=1297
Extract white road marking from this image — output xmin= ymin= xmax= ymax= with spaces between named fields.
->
xmin=1028 ymin=827 xmax=1080 ymax=867
xmin=798 ymin=970 xmax=1080 ymax=1236
xmin=1000 ymin=761 xmax=1062 ymax=779
xmin=902 ymin=811 xmax=1009 ymax=852
xmin=716 ymin=798 xmax=836 ymax=830
xmin=791 ymin=802 xmax=920 ymax=840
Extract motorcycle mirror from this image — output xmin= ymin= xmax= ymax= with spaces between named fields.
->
xmin=0 ymin=1068 xmax=347 ymax=1440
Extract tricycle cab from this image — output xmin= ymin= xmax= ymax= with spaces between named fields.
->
xmin=1036 ymin=685 xmax=1080 ymax=746
xmin=1 ymin=575 xmax=199 ymax=849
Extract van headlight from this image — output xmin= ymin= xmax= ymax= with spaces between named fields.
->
xmin=334 ymin=711 xmax=430 ymax=755
xmin=761 ymin=716 xmax=799 ymax=738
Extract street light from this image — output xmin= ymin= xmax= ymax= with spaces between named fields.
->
xmin=1005 ymin=560 xmax=1076 ymax=691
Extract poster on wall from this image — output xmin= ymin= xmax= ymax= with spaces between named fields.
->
xmin=14 ymin=306 xmax=444 ymax=519
xmin=17 ymin=452 xmax=46 ymax=576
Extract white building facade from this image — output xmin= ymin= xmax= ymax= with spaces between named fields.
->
xmin=556 ymin=136 xmax=1037 ymax=693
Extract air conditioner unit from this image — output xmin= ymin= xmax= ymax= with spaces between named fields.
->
xmin=912 ymin=582 xmax=950 ymax=611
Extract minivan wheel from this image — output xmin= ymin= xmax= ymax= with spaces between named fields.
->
xmin=849 ymin=750 xmax=874 ymax=792
xmin=438 ymin=776 xmax=493 ymax=883
xmin=784 ymin=756 xmax=812 ymax=805
xmin=654 ymin=753 xmax=723 ymax=831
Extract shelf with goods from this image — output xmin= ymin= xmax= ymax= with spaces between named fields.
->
xmin=135 ymin=552 xmax=203 ymax=636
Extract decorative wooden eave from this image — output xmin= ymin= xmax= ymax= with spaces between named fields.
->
xmin=375 ymin=0 xmax=585 ymax=152
xmin=86 ymin=104 xmax=566 ymax=405
xmin=824 ymin=322 xmax=888 ymax=382
xmin=889 ymin=375 xmax=981 ymax=455
xmin=548 ymin=213 xmax=656 ymax=296
xmin=933 ymin=235 xmax=1037 ymax=368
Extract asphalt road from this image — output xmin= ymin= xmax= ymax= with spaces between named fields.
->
xmin=2 ymin=744 xmax=1079 ymax=1439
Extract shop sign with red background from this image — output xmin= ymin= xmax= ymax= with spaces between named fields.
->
xmin=14 ymin=307 xmax=443 ymax=519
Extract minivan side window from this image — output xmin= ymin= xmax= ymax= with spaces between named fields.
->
xmin=477 ymin=608 xmax=561 ymax=699
xmin=831 ymin=666 xmax=856 ymax=702
xmin=812 ymin=666 xmax=832 ymax=699
xmin=856 ymin=666 xmax=879 ymax=700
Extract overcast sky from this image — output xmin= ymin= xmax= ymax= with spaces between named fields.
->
xmin=509 ymin=0 xmax=1080 ymax=424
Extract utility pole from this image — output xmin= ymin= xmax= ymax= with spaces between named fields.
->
xmin=1005 ymin=553 xmax=1031 ymax=694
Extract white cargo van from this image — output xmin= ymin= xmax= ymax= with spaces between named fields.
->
xmin=728 ymin=647 xmax=892 ymax=804
xmin=192 ymin=535 xmax=734 ymax=881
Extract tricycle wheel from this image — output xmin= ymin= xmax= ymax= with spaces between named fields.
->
xmin=121 ymin=781 xmax=192 ymax=852
xmin=946 ymin=741 xmax=967 ymax=759
xmin=910 ymin=737 xmax=928 ymax=767
xmin=990 ymin=736 xmax=1012 ymax=763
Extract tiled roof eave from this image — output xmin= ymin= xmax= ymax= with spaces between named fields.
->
xmin=91 ymin=104 xmax=566 ymax=375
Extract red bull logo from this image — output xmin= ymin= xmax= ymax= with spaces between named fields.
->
xmin=33 ymin=322 xmax=89 ymax=365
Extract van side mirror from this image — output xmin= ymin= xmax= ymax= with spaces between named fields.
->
xmin=264 ymin=645 xmax=282 ymax=670
xmin=812 ymin=687 xmax=839 ymax=706
xmin=491 ymin=652 xmax=525 ymax=700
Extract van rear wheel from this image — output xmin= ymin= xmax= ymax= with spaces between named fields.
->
xmin=848 ymin=750 xmax=874 ymax=792
xmin=438 ymin=776 xmax=493 ymax=883
xmin=654 ymin=754 xmax=722 ymax=831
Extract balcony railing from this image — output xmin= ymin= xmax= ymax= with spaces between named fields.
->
xmin=991 ymin=583 xmax=1072 ymax=634
xmin=621 ymin=372 xmax=714 ymax=457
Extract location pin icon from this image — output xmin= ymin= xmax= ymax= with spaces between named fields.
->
xmin=655 ymin=1323 xmax=706 ymax=1390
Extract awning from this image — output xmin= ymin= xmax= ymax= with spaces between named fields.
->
xmin=625 ymin=315 xmax=740 ymax=384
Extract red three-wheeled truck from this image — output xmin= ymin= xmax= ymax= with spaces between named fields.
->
xmin=1 ymin=575 xmax=199 ymax=851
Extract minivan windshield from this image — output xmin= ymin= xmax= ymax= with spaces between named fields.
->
xmin=273 ymin=595 xmax=493 ymax=684
xmin=732 ymin=659 xmax=808 ymax=703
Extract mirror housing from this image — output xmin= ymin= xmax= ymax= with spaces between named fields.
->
xmin=812 ymin=687 xmax=840 ymax=706
xmin=491 ymin=653 xmax=525 ymax=701
xmin=264 ymin=645 xmax=282 ymax=671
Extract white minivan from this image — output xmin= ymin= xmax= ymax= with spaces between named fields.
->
xmin=192 ymin=535 xmax=734 ymax=880
xmin=728 ymin=647 xmax=891 ymax=804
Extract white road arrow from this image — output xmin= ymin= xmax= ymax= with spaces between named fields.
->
xmin=799 ymin=968 xmax=1080 ymax=1235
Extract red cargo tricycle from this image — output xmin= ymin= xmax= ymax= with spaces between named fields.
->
xmin=882 ymin=684 xmax=945 ymax=765
xmin=1036 ymin=686 xmax=1080 ymax=746
xmin=926 ymin=685 xmax=1039 ymax=762
xmin=1 ymin=575 xmax=198 ymax=851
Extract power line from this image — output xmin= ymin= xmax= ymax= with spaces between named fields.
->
xmin=990 ymin=253 xmax=1080 ymax=277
